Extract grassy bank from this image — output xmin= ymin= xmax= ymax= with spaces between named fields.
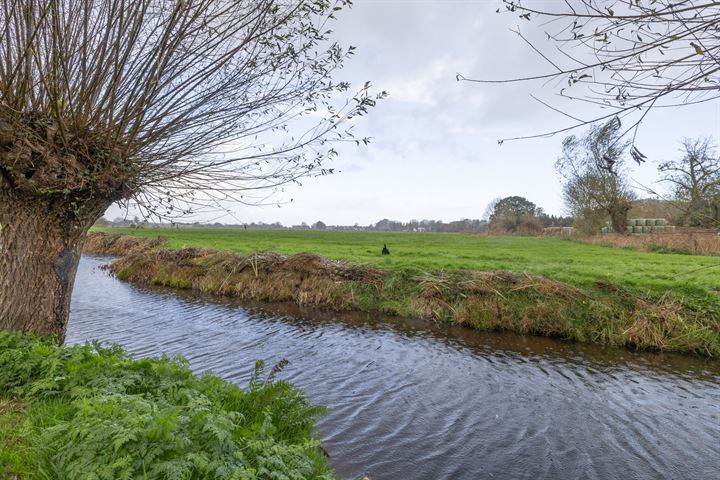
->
xmin=0 ymin=331 xmax=333 ymax=479
xmin=85 ymin=231 xmax=720 ymax=357
xmin=94 ymin=228 xmax=720 ymax=299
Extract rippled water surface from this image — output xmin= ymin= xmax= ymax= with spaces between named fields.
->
xmin=67 ymin=256 xmax=720 ymax=480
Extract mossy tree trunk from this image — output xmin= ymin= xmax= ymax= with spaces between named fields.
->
xmin=608 ymin=198 xmax=632 ymax=234
xmin=0 ymin=181 xmax=107 ymax=343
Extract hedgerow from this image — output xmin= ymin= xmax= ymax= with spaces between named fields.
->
xmin=0 ymin=331 xmax=333 ymax=479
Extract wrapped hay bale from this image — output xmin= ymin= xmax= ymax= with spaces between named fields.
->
xmin=655 ymin=219 xmax=666 ymax=226
xmin=645 ymin=218 xmax=655 ymax=226
xmin=635 ymin=219 xmax=645 ymax=226
xmin=653 ymin=225 xmax=665 ymax=233
xmin=633 ymin=225 xmax=644 ymax=234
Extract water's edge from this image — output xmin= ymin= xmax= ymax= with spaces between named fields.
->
xmin=68 ymin=256 xmax=720 ymax=480
xmin=84 ymin=232 xmax=720 ymax=358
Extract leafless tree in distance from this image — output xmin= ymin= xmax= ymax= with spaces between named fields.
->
xmin=659 ymin=137 xmax=720 ymax=226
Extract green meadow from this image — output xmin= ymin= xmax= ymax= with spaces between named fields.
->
xmin=96 ymin=228 xmax=720 ymax=301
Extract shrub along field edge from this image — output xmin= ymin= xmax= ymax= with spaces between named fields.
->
xmin=84 ymin=233 xmax=720 ymax=358
xmin=575 ymin=232 xmax=720 ymax=256
xmin=0 ymin=331 xmax=333 ymax=479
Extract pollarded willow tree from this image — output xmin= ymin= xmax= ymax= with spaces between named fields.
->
xmin=0 ymin=0 xmax=384 ymax=341
xmin=460 ymin=0 xmax=720 ymax=150
xmin=556 ymin=118 xmax=637 ymax=233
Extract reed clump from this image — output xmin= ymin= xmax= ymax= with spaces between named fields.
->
xmin=84 ymin=233 xmax=720 ymax=357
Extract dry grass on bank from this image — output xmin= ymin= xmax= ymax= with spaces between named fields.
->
xmin=84 ymin=233 xmax=720 ymax=357
xmin=576 ymin=232 xmax=720 ymax=256
xmin=84 ymin=232 xmax=165 ymax=256
xmin=411 ymin=270 xmax=715 ymax=356
xmin=91 ymin=227 xmax=720 ymax=300
xmin=86 ymin=233 xmax=384 ymax=310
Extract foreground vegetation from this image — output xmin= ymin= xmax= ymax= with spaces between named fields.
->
xmin=0 ymin=331 xmax=332 ymax=479
xmin=87 ymin=230 xmax=720 ymax=357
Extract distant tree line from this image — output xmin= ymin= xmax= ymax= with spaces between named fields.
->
xmin=99 ymin=217 xmax=494 ymax=233
xmin=369 ymin=218 xmax=489 ymax=233
xmin=100 ymin=204 xmax=576 ymax=234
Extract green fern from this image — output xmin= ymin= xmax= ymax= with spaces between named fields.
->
xmin=0 ymin=331 xmax=333 ymax=479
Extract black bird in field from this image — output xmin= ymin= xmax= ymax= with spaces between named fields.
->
xmin=381 ymin=244 xmax=390 ymax=255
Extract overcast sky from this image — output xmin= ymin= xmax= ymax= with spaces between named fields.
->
xmin=106 ymin=0 xmax=720 ymax=226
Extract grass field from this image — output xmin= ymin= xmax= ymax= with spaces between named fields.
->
xmin=96 ymin=228 xmax=720 ymax=301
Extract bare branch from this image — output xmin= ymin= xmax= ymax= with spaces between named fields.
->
xmin=461 ymin=0 xmax=720 ymax=146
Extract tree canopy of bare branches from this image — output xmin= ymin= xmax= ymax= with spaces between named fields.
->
xmin=0 ymin=0 xmax=382 ymax=340
xmin=659 ymin=137 xmax=720 ymax=226
xmin=556 ymin=118 xmax=637 ymax=233
xmin=460 ymin=0 xmax=720 ymax=148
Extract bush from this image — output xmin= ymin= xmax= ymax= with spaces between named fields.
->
xmin=0 ymin=331 xmax=332 ymax=479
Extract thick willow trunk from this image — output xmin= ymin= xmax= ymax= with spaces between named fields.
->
xmin=608 ymin=199 xmax=631 ymax=234
xmin=0 ymin=190 xmax=98 ymax=342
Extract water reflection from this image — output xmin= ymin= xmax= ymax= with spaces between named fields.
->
xmin=68 ymin=256 xmax=720 ymax=480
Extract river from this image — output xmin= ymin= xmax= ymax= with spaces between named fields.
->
xmin=66 ymin=256 xmax=720 ymax=480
